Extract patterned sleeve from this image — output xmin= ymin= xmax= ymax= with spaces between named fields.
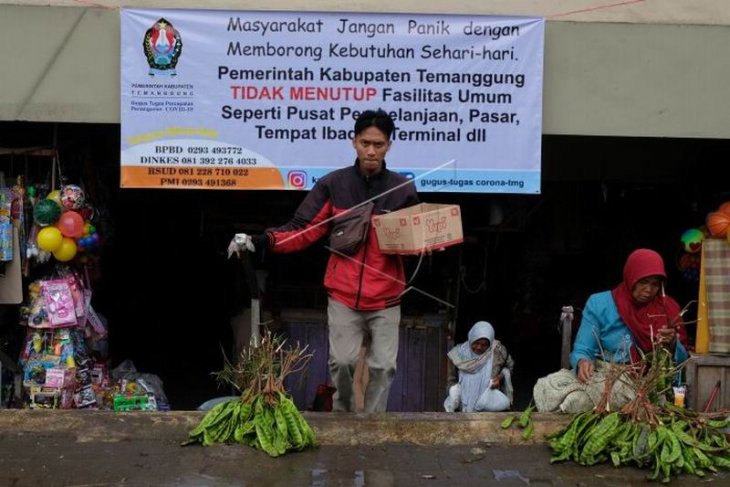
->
xmin=492 ymin=341 xmax=514 ymax=378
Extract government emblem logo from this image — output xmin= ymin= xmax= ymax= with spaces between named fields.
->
xmin=143 ymin=18 xmax=183 ymax=76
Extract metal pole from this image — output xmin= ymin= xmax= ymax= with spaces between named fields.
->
xmin=241 ymin=252 xmax=260 ymax=347
xmin=560 ymin=306 xmax=574 ymax=369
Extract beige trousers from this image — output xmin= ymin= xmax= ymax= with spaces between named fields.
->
xmin=327 ymin=297 xmax=400 ymax=412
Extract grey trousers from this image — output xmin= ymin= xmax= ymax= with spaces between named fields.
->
xmin=327 ymin=297 xmax=400 ymax=412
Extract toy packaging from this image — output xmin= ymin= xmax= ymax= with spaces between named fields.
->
xmin=41 ymin=279 xmax=78 ymax=327
xmin=11 ymin=179 xmax=168 ymax=411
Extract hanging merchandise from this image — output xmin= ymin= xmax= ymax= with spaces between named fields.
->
xmin=10 ymin=153 xmax=168 ymax=411
xmin=46 ymin=189 xmax=62 ymax=207
xmin=36 ymin=226 xmax=63 ymax=253
xmin=41 ymin=278 xmax=79 ymax=327
xmin=679 ymin=227 xmax=704 ymax=254
xmin=25 ymin=155 xmax=103 ymax=268
xmin=0 ymin=188 xmax=13 ymax=262
xmin=53 ymin=238 xmax=78 ymax=262
xmin=27 ymin=191 xmax=98 ymax=266
xmin=57 ymin=211 xmax=84 ymax=239
xmin=60 ymin=185 xmax=85 ymax=211
xmin=676 ymin=227 xmax=705 ymax=283
xmin=33 ymin=199 xmax=61 ymax=227
xmin=679 ymin=200 xmax=730 ymax=282
xmin=677 ymin=252 xmax=701 ymax=282
xmin=16 ymin=266 xmax=168 ymax=410
xmin=1 ymin=178 xmax=26 ymax=306
xmin=706 ymin=211 xmax=730 ymax=238
xmin=705 ymin=201 xmax=730 ymax=239
xmin=17 ymin=269 xmax=94 ymax=408
xmin=18 ymin=327 xmax=87 ymax=409
xmin=14 ymin=153 xmax=114 ymax=409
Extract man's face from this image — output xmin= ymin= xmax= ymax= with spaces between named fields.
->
xmin=352 ymin=126 xmax=391 ymax=175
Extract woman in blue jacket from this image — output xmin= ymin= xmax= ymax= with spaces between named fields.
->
xmin=534 ymin=248 xmax=688 ymax=413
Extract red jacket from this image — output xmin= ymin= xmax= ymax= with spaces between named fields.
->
xmin=264 ymin=161 xmax=419 ymax=310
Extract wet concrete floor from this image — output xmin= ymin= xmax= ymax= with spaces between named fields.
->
xmin=1 ymin=432 xmax=727 ymax=487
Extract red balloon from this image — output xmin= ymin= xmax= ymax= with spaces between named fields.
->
xmin=58 ymin=211 xmax=84 ymax=238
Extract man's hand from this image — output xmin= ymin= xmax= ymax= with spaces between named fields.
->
xmin=490 ymin=375 xmax=502 ymax=389
xmin=576 ymin=359 xmax=595 ymax=384
xmin=227 ymin=233 xmax=256 ymax=259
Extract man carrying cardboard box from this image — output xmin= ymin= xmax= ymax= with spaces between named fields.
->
xmin=228 ymin=109 xmax=419 ymax=412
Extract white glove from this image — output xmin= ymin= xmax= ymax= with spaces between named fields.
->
xmin=227 ymin=233 xmax=256 ymax=259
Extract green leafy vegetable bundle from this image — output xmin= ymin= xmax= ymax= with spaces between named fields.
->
xmin=183 ymin=331 xmax=315 ymax=457
xmin=547 ymin=346 xmax=730 ymax=483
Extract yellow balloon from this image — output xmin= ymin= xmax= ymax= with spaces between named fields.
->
xmin=46 ymin=190 xmax=62 ymax=206
xmin=53 ymin=237 xmax=77 ymax=262
xmin=36 ymin=226 xmax=63 ymax=252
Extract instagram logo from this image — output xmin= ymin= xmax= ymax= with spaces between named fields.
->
xmin=287 ymin=170 xmax=307 ymax=189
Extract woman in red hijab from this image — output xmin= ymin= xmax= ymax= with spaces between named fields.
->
xmin=573 ymin=248 xmax=688 ymax=383
xmin=534 ymin=249 xmax=688 ymax=413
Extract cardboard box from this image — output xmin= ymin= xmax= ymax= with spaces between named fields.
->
xmin=372 ymin=203 xmax=463 ymax=255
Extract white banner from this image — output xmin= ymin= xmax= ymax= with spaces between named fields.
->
xmin=121 ymin=9 xmax=544 ymax=193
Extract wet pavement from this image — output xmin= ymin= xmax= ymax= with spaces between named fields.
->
xmin=0 ymin=411 xmax=727 ymax=486
xmin=3 ymin=435 xmax=729 ymax=487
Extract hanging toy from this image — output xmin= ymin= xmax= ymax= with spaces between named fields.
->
xmin=76 ymin=222 xmax=100 ymax=253
xmin=60 ymin=185 xmax=85 ymax=211
xmin=707 ymin=211 xmax=730 ymax=238
xmin=719 ymin=201 xmax=730 ymax=217
xmin=679 ymin=228 xmax=704 ymax=254
xmin=79 ymin=205 xmax=95 ymax=222
xmin=32 ymin=332 xmax=43 ymax=353
xmin=46 ymin=190 xmax=62 ymax=207
xmin=57 ymin=211 xmax=84 ymax=239
xmin=36 ymin=226 xmax=63 ymax=252
xmin=52 ymin=238 xmax=78 ymax=262
xmin=678 ymin=252 xmax=701 ymax=282
xmin=27 ymin=186 xmax=38 ymax=206
xmin=33 ymin=199 xmax=61 ymax=226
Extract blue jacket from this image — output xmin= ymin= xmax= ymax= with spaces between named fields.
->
xmin=570 ymin=291 xmax=688 ymax=369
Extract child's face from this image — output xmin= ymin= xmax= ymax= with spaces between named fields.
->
xmin=470 ymin=338 xmax=490 ymax=355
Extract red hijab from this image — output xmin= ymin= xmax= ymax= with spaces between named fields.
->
xmin=611 ymin=249 xmax=687 ymax=353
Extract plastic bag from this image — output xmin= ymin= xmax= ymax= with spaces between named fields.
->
xmin=110 ymin=360 xmax=169 ymax=408
xmin=474 ymin=387 xmax=510 ymax=412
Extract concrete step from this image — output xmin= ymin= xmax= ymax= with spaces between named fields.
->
xmin=0 ymin=409 xmax=571 ymax=445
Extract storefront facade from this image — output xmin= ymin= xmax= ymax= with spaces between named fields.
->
xmin=2 ymin=1 xmax=729 ymax=410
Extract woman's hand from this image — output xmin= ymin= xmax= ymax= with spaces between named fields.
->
xmin=657 ymin=326 xmax=677 ymax=350
xmin=577 ymin=359 xmax=595 ymax=384
xmin=490 ymin=375 xmax=502 ymax=389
